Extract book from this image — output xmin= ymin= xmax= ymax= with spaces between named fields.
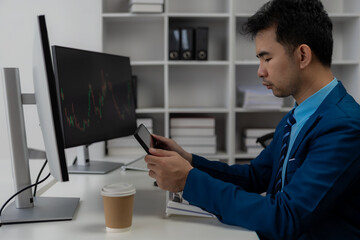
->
xmin=238 ymin=86 xmax=283 ymax=109
xmin=170 ymin=127 xmax=215 ymax=136
xmin=107 ymin=118 xmax=153 ymax=154
xmin=244 ymin=128 xmax=275 ymax=138
xmin=136 ymin=118 xmax=153 ymax=128
xmin=182 ymin=145 xmax=216 ymax=155
xmin=129 ymin=0 xmax=164 ymax=4
xmin=171 ymin=136 xmax=216 ymax=146
xmin=129 ymin=3 xmax=163 ymax=13
xmin=166 ymin=201 xmax=215 ymax=218
xmin=170 ymin=117 xmax=215 ymax=128
xmin=243 ymin=137 xmax=261 ymax=147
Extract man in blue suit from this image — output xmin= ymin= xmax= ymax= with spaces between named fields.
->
xmin=145 ymin=0 xmax=360 ymax=239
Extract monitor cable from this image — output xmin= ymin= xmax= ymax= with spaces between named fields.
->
xmin=33 ymin=159 xmax=48 ymax=197
xmin=0 ymin=159 xmax=50 ymax=225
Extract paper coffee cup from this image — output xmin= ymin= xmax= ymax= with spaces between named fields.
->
xmin=101 ymin=183 xmax=136 ymax=232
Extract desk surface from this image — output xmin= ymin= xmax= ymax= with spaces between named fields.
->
xmin=0 ymin=158 xmax=258 ymax=240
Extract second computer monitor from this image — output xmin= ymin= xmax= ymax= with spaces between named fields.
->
xmin=52 ymin=46 xmax=137 ymax=149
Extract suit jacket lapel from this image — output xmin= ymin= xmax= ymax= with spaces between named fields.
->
xmin=288 ymin=81 xmax=347 ymax=158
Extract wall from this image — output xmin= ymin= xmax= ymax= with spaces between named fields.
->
xmin=0 ymin=0 xmax=102 ymax=160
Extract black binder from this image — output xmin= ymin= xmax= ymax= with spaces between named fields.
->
xmin=195 ymin=27 xmax=208 ymax=60
xmin=180 ymin=28 xmax=194 ymax=60
xmin=169 ymin=28 xmax=180 ymax=60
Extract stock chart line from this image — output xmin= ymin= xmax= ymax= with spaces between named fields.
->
xmin=61 ymin=70 xmax=133 ymax=132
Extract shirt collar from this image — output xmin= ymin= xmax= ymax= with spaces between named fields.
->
xmin=293 ymin=78 xmax=338 ymax=125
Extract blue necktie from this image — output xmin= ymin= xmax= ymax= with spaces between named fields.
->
xmin=273 ymin=110 xmax=296 ymax=194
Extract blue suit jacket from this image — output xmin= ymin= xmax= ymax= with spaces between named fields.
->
xmin=183 ymin=82 xmax=360 ymax=240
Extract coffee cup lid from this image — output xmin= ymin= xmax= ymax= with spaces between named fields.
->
xmin=101 ymin=183 xmax=136 ymax=197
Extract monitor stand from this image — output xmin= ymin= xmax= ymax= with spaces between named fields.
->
xmin=1 ymin=67 xmax=79 ymax=225
xmin=1 ymin=197 xmax=79 ymax=224
xmin=67 ymin=145 xmax=122 ymax=174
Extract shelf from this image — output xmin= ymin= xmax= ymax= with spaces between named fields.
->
xmin=332 ymin=60 xmax=360 ymax=65
xmin=235 ymin=60 xmax=258 ymax=66
xmin=235 ymin=13 xmax=360 ymax=21
xmin=235 ymin=60 xmax=360 ymax=66
xmin=169 ymin=108 xmax=229 ymax=113
xmin=168 ymin=61 xmax=229 ymax=66
xmin=329 ymin=14 xmax=360 ymax=22
xmin=136 ymin=108 xmax=166 ymax=114
xmin=103 ymin=15 xmax=164 ymax=61
xmin=169 ymin=16 xmax=230 ymax=61
xmin=167 ymin=13 xmax=230 ymax=18
xmin=103 ymin=0 xmax=360 ymax=165
xmin=235 ymin=14 xmax=252 ymax=19
xmin=235 ymin=108 xmax=292 ymax=113
xmin=167 ymin=0 xmax=230 ymax=14
xmin=102 ymin=14 xmax=165 ymax=23
xmin=131 ymin=61 xmax=165 ymax=66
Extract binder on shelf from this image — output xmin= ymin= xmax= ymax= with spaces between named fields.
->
xmin=180 ymin=28 xmax=194 ymax=60
xmin=195 ymin=27 xmax=208 ymax=60
xmin=169 ymin=28 xmax=180 ymax=60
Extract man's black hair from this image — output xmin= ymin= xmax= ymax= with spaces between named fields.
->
xmin=242 ymin=0 xmax=333 ymax=67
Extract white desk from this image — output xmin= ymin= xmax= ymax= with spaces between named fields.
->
xmin=0 ymin=158 xmax=259 ymax=240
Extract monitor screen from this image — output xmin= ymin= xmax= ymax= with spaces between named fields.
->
xmin=52 ymin=46 xmax=137 ymax=148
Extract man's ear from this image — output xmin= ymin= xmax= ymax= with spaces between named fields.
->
xmin=296 ymin=44 xmax=312 ymax=69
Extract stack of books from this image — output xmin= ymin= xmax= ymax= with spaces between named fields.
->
xmin=243 ymin=128 xmax=275 ymax=155
xmin=107 ymin=118 xmax=153 ymax=155
xmin=238 ymin=86 xmax=284 ymax=109
xmin=170 ymin=117 xmax=217 ymax=155
xmin=128 ymin=0 xmax=164 ymax=13
xmin=166 ymin=192 xmax=214 ymax=218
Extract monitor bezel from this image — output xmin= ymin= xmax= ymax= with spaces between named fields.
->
xmin=33 ymin=15 xmax=69 ymax=181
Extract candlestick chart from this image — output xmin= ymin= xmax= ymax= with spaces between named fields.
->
xmin=53 ymin=46 xmax=137 ymax=148
xmin=61 ymin=70 xmax=134 ymax=132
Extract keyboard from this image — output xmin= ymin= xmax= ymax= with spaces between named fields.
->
xmin=121 ymin=155 xmax=148 ymax=171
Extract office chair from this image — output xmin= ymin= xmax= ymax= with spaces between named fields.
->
xmin=256 ymin=132 xmax=275 ymax=148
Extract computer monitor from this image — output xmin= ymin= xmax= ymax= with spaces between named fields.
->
xmin=0 ymin=15 xmax=79 ymax=224
xmin=51 ymin=46 xmax=137 ymax=174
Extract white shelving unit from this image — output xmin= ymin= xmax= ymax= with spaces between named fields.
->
xmin=102 ymin=0 xmax=360 ymax=164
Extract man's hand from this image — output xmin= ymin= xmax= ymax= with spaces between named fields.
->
xmin=145 ymin=148 xmax=193 ymax=193
xmin=152 ymin=134 xmax=193 ymax=164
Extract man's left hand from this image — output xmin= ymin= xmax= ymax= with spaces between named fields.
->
xmin=145 ymin=148 xmax=193 ymax=193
